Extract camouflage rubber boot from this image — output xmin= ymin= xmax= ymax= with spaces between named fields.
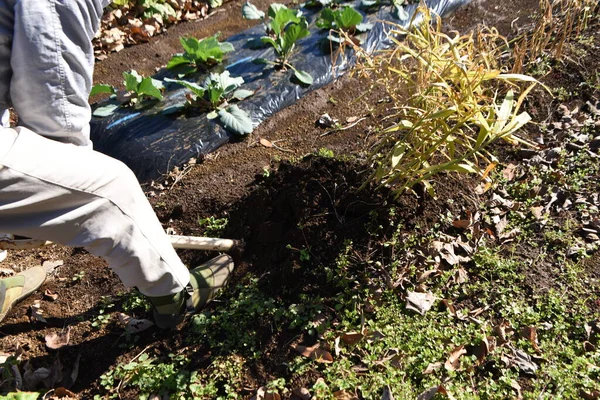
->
xmin=0 ymin=266 xmax=47 ymax=324
xmin=149 ymin=254 xmax=234 ymax=329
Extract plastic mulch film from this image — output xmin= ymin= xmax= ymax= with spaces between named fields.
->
xmin=90 ymin=0 xmax=469 ymax=182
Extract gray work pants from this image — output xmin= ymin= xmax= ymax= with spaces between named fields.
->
xmin=0 ymin=0 xmax=190 ymax=297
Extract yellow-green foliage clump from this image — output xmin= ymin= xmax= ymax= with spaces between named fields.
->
xmin=356 ymin=6 xmax=542 ymax=197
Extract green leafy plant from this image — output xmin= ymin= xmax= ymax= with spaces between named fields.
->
xmin=242 ymin=2 xmax=313 ymax=85
xmin=360 ymin=0 xmax=411 ymax=20
xmin=167 ymin=35 xmax=234 ymax=77
xmin=165 ymin=71 xmax=254 ymax=135
xmin=90 ymin=83 xmax=116 ymax=97
xmin=139 ymin=0 xmax=176 ymax=19
xmin=198 ymin=216 xmax=229 ymax=237
xmin=123 ymin=70 xmax=164 ymax=103
xmin=316 ymin=6 xmax=373 ymax=43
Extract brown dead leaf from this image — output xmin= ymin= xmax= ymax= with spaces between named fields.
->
xmin=341 ymin=332 xmax=364 ymax=345
xmin=54 ymin=387 xmax=77 ymax=398
xmin=452 ymin=219 xmax=470 ymax=229
xmin=437 ymin=385 xmax=456 ymax=400
xmin=530 ymin=206 xmax=545 ymax=220
xmin=292 ymin=387 xmax=311 ymax=400
xmin=471 ymin=336 xmax=496 ymax=366
xmin=346 ymin=116 xmax=359 ymax=123
xmin=580 ymin=389 xmax=600 ymax=400
xmin=333 ymin=390 xmax=357 ymax=400
xmin=502 ymin=164 xmax=518 ymax=181
xmin=494 ymin=320 xmax=515 ymax=344
xmin=423 ymin=362 xmax=442 ymax=374
xmin=510 ymin=380 xmax=523 ymax=399
xmin=454 ymin=268 xmax=469 ymax=284
xmin=45 ymin=327 xmax=71 ymax=350
xmin=293 ymin=344 xmax=333 ymax=363
xmin=418 ymin=269 xmax=438 ymax=282
xmin=520 ymin=326 xmax=540 ymax=353
xmin=584 ymin=341 xmax=596 ymax=352
xmin=260 ymin=138 xmax=273 ymax=148
xmin=44 ymin=289 xmax=59 ymax=301
xmin=444 ymin=345 xmax=467 ymax=371
xmin=117 ymin=313 xmax=154 ymax=333
xmin=406 ymin=291 xmax=436 ymax=315
xmin=494 ymin=216 xmax=509 ymax=235
xmin=255 ymin=386 xmax=281 ymax=400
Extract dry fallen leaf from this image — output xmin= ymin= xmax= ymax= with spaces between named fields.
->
xmin=45 ymin=327 xmax=71 ymax=350
xmin=502 ymin=163 xmax=518 ymax=181
xmin=510 ymin=380 xmax=523 ymax=399
xmin=117 ymin=313 xmax=154 ymax=333
xmin=333 ymin=390 xmax=356 ymax=400
xmin=54 ymin=387 xmax=78 ymax=398
xmin=291 ymin=387 xmax=311 ymax=400
xmin=472 ymin=336 xmax=496 ymax=366
xmin=445 ymin=345 xmax=467 ymax=371
xmin=520 ymin=326 xmax=540 ymax=353
xmin=423 ymin=362 xmax=442 ymax=374
xmin=341 ymin=332 xmax=364 ymax=345
xmin=452 ymin=219 xmax=471 ymax=229
xmin=44 ymin=289 xmax=59 ymax=301
xmin=260 ymin=138 xmax=273 ymax=148
xmin=417 ymin=386 xmax=440 ymax=400
xmin=406 ymin=291 xmax=436 ymax=315
xmin=580 ymin=389 xmax=600 ymax=400
xmin=293 ymin=344 xmax=333 ymax=363
xmin=255 ymin=386 xmax=281 ymax=400
xmin=512 ymin=349 xmax=538 ymax=375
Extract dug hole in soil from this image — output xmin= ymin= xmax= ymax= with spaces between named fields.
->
xmin=1 ymin=0 xmax=584 ymax=396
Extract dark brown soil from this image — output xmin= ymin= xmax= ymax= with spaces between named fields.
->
xmin=2 ymin=0 xmax=598 ymax=397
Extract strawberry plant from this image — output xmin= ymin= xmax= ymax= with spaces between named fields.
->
xmin=316 ymin=6 xmax=372 ymax=44
xmin=167 ymin=35 xmax=235 ymax=77
xmin=242 ymin=2 xmax=313 ymax=85
xmin=165 ymin=71 xmax=254 ymax=135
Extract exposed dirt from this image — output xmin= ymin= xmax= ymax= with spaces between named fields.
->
xmin=2 ymin=0 xmax=598 ymax=397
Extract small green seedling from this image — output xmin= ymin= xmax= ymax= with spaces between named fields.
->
xmin=90 ymin=84 xmax=116 ymax=97
xmin=139 ymin=0 xmax=176 ymax=20
xmin=360 ymin=0 xmax=410 ymax=19
xmin=242 ymin=2 xmax=313 ymax=86
xmin=165 ymin=71 xmax=254 ymax=135
xmin=92 ymin=70 xmax=165 ymax=117
xmin=317 ymin=6 xmax=372 ymax=45
xmin=303 ymin=0 xmax=336 ymax=8
xmin=123 ymin=70 xmax=164 ymax=103
xmin=167 ymin=35 xmax=235 ymax=77
xmin=317 ymin=6 xmax=372 ymax=35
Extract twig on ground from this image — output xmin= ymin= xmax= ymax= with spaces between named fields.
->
xmin=320 ymin=117 xmax=367 ymax=137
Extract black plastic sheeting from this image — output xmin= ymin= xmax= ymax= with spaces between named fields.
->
xmin=90 ymin=0 xmax=469 ymax=182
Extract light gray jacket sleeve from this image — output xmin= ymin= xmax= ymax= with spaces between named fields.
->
xmin=0 ymin=0 xmax=110 ymax=146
